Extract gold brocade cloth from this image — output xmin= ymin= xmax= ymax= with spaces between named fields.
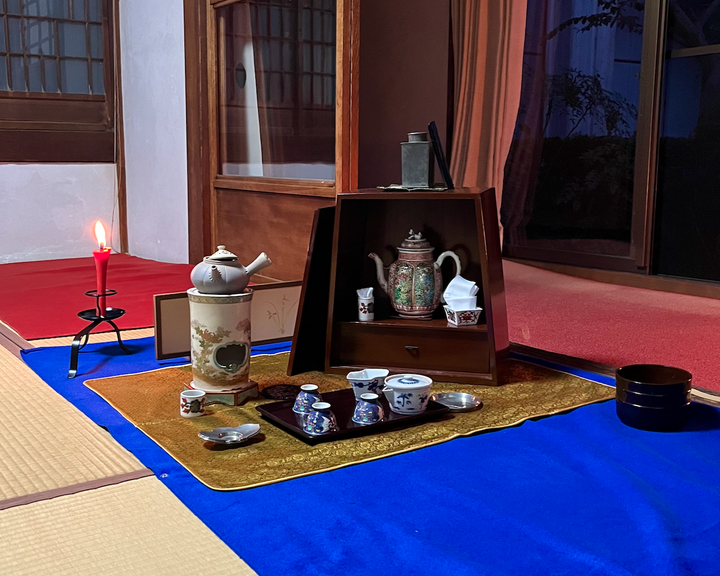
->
xmin=85 ymin=353 xmax=614 ymax=491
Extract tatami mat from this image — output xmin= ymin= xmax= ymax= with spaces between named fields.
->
xmin=0 ymin=476 xmax=256 ymax=575
xmin=29 ymin=328 xmax=155 ymax=347
xmin=0 ymin=346 xmax=147 ymax=505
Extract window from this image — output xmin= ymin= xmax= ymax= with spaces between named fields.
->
xmin=0 ymin=0 xmax=115 ymax=162
xmin=502 ymin=0 xmax=644 ymax=270
xmin=653 ymin=0 xmax=720 ymax=282
xmin=503 ymin=0 xmax=720 ymax=280
xmin=218 ymin=0 xmax=336 ymax=180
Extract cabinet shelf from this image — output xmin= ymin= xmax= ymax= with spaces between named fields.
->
xmin=338 ymin=318 xmax=488 ymax=332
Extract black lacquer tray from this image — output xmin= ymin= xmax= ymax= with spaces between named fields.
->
xmin=256 ymin=389 xmax=450 ymax=445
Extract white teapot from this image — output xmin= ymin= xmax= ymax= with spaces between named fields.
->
xmin=190 ymin=245 xmax=271 ymax=295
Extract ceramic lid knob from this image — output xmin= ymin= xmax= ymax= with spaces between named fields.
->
xmin=400 ymin=229 xmax=432 ymax=250
xmin=206 ymin=245 xmax=239 ymax=262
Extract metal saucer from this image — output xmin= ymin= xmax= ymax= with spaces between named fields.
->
xmin=430 ymin=392 xmax=483 ymax=412
xmin=198 ymin=423 xmax=261 ymax=445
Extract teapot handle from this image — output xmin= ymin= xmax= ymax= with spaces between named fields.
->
xmin=434 ymin=251 xmax=462 ymax=276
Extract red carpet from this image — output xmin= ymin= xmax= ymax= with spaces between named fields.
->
xmin=504 ymin=260 xmax=720 ymax=392
xmin=0 ymin=254 xmax=194 ymax=340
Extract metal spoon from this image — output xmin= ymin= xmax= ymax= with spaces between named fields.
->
xmin=198 ymin=423 xmax=261 ymax=445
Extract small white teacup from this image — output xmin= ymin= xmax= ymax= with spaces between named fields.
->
xmin=346 ymin=368 xmax=389 ymax=400
xmin=180 ymin=390 xmax=206 ymax=418
xmin=358 ymin=297 xmax=374 ymax=322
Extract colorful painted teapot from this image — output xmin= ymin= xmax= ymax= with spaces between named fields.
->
xmin=190 ymin=245 xmax=271 ymax=295
xmin=368 ymin=230 xmax=461 ymax=319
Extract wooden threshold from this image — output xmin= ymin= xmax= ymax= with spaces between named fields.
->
xmin=509 ymin=342 xmax=616 ymax=378
xmin=507 ymin=258 xmax=720 ymax=301
xmin=509 ymin=342 xmax=720 ymax=406
xmin=0 ymin=321 xmax=32 ymax=359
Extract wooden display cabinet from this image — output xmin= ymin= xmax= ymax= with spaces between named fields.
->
xmin=290 ymin=187 xmax=509 ymax=385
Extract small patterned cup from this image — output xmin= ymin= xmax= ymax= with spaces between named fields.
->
xmin=293 ymin=384 xmax=322 ymax=414
xmin=303 ymin=402 xmax=339 ymax=435
xmin=352 ymin=393 xmax=384 ymax=425
xmin=358 ymin=297 xmax=374 ymax=322
xmin=180 ymin=390 xmax=206 ymax=418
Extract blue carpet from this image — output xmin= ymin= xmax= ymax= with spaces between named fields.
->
xmin=23 ymin=338 xmax=720 ymax=576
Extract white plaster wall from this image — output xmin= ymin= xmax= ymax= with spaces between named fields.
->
xmin=0 ymin=164 xmax=118 ymax=264
xmin=120 ymin=0 xmax=189 ymax=264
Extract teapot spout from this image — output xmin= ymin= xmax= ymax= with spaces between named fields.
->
xmin=367 ymin=253 xmax=388 ymax=293
xmin=245 ymin=252 xmax=272 ymax=278
xmin=381 ymin=386 xmax=394 ymax=404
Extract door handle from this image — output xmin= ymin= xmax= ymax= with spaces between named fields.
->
xmin=405 ymin=345 xmax=419 ymax=355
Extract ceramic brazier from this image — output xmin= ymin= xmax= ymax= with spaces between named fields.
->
xmin=188 ymin=289 xmax=254 ymax=392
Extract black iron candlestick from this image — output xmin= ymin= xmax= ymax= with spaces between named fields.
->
xmin=68 ymin=289 xmax=130 ymax=379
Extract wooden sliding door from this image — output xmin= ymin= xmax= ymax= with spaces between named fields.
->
xmin=502 ymin=0 xmax=664 ymax=273
xmin=185 ymin=0 xmax=358 ymax=277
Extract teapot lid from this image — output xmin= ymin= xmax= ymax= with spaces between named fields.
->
xmin=385 ymin=373 xmax=433 ymax=388
xmin=205 ymin=245 xmax=238 ymax=262
xmin=400 ymin=230 xmax=432 ymax=250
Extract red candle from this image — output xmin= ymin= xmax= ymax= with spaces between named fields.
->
xmin=93 ymin=221 xmax=111 ymax=316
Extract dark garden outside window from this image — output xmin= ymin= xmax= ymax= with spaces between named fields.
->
xmin=502 ymin=0 xmax=645 ymax=271
xmin=0 ymin=0 xmax=115 ymax=162
xmin=502 ymin=0 xmax=720 ymax=283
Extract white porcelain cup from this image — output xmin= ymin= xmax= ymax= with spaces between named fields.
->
xmin=445 ymin=296 xmax=477 ymax=310
xmin=180 ymin=390 xmax=206 ymax=418
xmin=443 ymin=276 xmax=479 ymax=300
xmin=358 ymin=297 xmax=374 ymax=322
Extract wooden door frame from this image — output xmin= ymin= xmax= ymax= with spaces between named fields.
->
xmin=112 ymin=0 xmax=129 ymax=253
xmin=631 ymin=0 xmax=668 ymax=272
xmin=185 ymin=0 xmax=213 ymax=264
xmin=184 ymin=0 xmax=359 ymax=264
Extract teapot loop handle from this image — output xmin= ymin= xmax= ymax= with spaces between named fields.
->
xmin=434 ymin=251 xmax=462 ymax=277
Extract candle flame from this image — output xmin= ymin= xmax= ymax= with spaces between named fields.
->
xmin=94 ymin=221 xmax=106 ymax=249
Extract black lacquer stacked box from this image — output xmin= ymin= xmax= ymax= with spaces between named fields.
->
xmin=615 ymin=364 xmax=692 ymax=432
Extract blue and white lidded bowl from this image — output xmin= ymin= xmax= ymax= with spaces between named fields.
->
xmin=292 ymin=384 xmax=322 ymax=414
xmin=382 ymin=374 xmax=433 ymax=415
